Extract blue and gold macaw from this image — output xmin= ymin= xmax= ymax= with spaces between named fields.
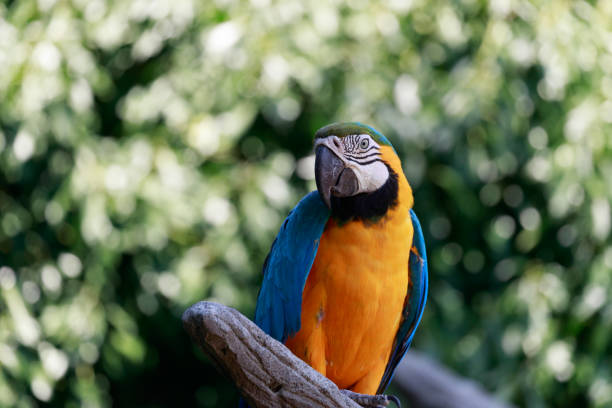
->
xmin=255 ymin=122 xmax=428 ymax=398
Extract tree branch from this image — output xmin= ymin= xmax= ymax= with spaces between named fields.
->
xmin=182 ymin=301 xmax=363 ymax=408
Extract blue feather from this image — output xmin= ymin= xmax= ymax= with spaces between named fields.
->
xmin=254 ymin=191 xmax=330 ymax=342
xmin=376 ymin=208 xmax=428 ymax=394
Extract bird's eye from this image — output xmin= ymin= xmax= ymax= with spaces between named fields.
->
xmin=359 ymin=138 xmax=369 ymax=149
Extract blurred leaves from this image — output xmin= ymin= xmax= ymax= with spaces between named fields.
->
xmin=1 ymin=0 xmax=612 ymax=407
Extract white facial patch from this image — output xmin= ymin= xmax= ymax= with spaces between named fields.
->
xmin=356 ymin=159 xmax=389 ymax=193
xmin=314 ymin=134 xmax=389 ymax=194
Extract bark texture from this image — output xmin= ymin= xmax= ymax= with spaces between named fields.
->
xmin=182 ymin=301 xmax=362 ymax=408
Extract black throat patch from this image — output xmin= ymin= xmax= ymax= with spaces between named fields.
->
xmin=330 ymin=164 xmax=399 ymax=224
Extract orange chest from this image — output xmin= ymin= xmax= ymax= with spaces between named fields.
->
xmin=306 ymin=218 xmax=412 ymax=326
xmin=312 ymin=213 xmax=414 ymax=290
xmin=313 ymin=217 xmax=413 ymax=278
xmin=291 ymin=215 xmax=414 ymax=387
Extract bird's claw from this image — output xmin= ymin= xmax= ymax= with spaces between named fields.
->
xmin=341 ymin=389 xmax=401 ymax=408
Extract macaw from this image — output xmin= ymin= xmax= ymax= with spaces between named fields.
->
xmin=254 ymin=122 xmax=428 ymax=399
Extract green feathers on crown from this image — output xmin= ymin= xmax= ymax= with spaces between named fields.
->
xmin=314 ymin=122 xmax=394 ymax=149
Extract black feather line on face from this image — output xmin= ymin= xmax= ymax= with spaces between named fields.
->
xmin=344 ymin=151 xmax=380 ymax=161
xmin=344 ymin=157 xmax=382 ymax=166
xmin=330 ymin=163 xmax=398 ymax=224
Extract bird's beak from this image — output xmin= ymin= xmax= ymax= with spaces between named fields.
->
xmin=314 ymin=144 xmax=359 ymax=208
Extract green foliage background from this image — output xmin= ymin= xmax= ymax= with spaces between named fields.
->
xmin=1 ymin=0 xmax=611 ymax=407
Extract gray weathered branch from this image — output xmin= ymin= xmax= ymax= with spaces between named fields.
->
xmin=182 ymin=301 xmax=363 ymax=408
xmin=183 ymin=301 xmax=514 ymax=408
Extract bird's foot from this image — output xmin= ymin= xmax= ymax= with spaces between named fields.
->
xmin=341 ymin=389 xmax=401 ymax=408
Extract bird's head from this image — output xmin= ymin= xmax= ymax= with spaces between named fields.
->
xmin=314 ymin=122 xmax=410 ymax=222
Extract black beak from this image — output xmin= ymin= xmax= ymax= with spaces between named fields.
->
xmin=314 ymin=145 xmax=359 ymax=208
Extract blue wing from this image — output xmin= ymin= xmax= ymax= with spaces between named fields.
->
xmin=376 ymin=209 xmax=428 ymax=394
xmin=254 ymin=191 xmax=330 ymax=342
